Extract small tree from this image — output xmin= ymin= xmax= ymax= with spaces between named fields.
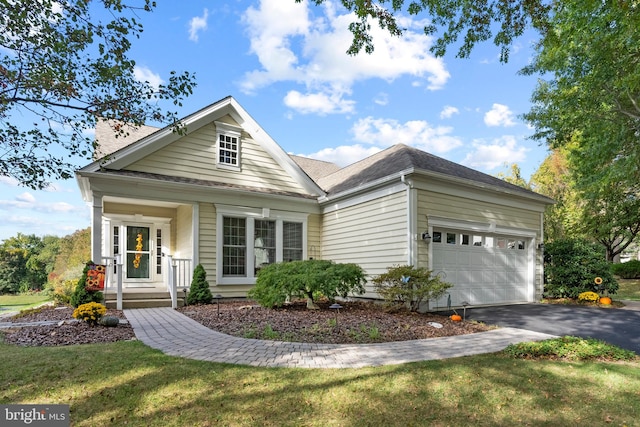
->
xmin=372 ymin=265 xmax=453 ymax=312
xmin=544 ymin=238 xmax=618 ymax=298
xmin=70 ymin=262 xmax=103 ymax=307
xmin=249 ymin=259 xmax=366 ymax=309
xmin=187 ymin=264 xmax=213 ymax=305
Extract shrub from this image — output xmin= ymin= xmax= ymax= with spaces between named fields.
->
xmin=372 ymin=265 xmax=453 ymax=312
xmin=70 ymin=262 xmax=103 ymax=307
xmin=72 ymin=302 xmax=107 ymax=326
xmin=249 ymin=259 xmax=366 ymax=308
xmin=577 ymin=291 xmax=599 ymax=303
xmin=544 ymin=238 xmax=618 ymax=298
xmin=503 ymin=336 xmax=637 ymax=361
xmin=611 ymin=260 xmax=640 ymax=279
xmin=187 ymin=264 xmax=213 ymax=305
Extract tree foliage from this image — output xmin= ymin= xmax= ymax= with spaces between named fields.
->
xmin=1 ymin=0 xmax=195 ymax=189
xmin=249 ymin=259 xmax=366 ymax=309
xmin=372 ymin=265 xmax=452 ymax=312
xmin=0 ymin=233 xmax=57 ymax=293
xmin=187 ymin=264 xmax=213 ymax=305
xmin=544 ymin=238 xmax=618 ymax=299
xmin=523 ymin=1 xmax=640 ymax=195
xmin=297 ymin=0 xmax=550 ymax=61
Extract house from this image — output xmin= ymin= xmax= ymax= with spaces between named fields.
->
xmin=76 ymin=96 xmax=554 ymax=309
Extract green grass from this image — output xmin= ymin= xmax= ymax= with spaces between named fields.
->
xmin=616 ymin=278 xmax=640 ymax=300
xmin=0 ymin=294 xmax=51 ymax=313
xmin=0 ymin=339 xmax=638 ymax=426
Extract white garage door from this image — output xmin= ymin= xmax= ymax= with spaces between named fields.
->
xmin=430 ymin=228 xmax=532 ymax=308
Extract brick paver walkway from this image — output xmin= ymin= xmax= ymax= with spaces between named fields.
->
xmin=124 ymin=307 xmax=557 ymax=369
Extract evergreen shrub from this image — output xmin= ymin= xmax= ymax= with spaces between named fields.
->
xmin=187 ymin=264 xmax=213 ymax=305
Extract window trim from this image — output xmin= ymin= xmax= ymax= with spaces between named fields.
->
xmin=216 ymin=205 xmax=308 ymax=285
xmin=215 ymin=121 xmax=242 ymax=171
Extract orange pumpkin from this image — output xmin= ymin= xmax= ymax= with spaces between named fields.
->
xmin=450 ymin=314 xmax=462 ymax=322
xmin=599 ymin=297 xmax=612 ymax=305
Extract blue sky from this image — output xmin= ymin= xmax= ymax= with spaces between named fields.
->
xmin=0 ymin=0 xmax=549 ymax=242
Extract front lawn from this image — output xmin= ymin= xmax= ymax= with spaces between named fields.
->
xmin=0 ymin=340 xmax=638 ymax=426
xmin=616 ymin=278 xmax=640 ymax=301
xmin=0 ymin=293 xmax=51 ymax=313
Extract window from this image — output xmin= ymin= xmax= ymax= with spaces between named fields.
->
xmin=218 ymin=208 xmax=307 ymax=283
xmin=432 ymin=231 xmax=442 ymax=243
xmin=461 ymin=234 xmax=470 ymax=245
xmin=446 ymin=233 xmax=456 ymax=244
xmin=472 ymin=235 xmax=483 ymax=246
xmin=223 ymin=217 xmax=246 ymax=276
xmin=215 ymin=121 xmax=241 ymax=170
xmin=156 ymin=229 xmax=162 ymax=274
xmin=283 ymin=222 xmax=303 ymax=261
xmin=254 ymin=220 xmax=276 ymax=273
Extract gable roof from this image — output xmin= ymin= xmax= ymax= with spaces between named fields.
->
xmin=77 ymin=96 xmax=325 ymax=198
xmin=290 ymin=155 xmax=341 ymax=182
xmin=317 ymin=144 xmax=554 ymax=203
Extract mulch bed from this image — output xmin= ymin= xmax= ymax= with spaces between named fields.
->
xmin=1 ymin=300 xmax=491 ymax=347
xmin=178 ymin=300 xmax=491 ymax=344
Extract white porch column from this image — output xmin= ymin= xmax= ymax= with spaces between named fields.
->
xmin=91 ymin=194 xmax=103 ymax=263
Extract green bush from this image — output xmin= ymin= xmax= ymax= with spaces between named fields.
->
xmin=611 ymin=260 xmax=640 ymax=279
xmin=69 ymin=262 xmax=103 ymax=307
xmin=503 ymin=336 xmax=637 ymax=361
xmin=544 ymin=238 xmax=618 ymax=298
xmin=249 ymin=259 xmax=366 ymax=308
xmin=187 ymin=264 xmax=213 ymax=305
xmin=372 ymin=265 xmax=453 ymax=312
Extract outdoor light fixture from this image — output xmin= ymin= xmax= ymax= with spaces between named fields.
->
xmin=537 ymin=243 xmax=545 ymax=251
xmin=214 ymin=294 xmax=223 ymax=316
xmin=421 ymin=231 xmax=432 ymax=242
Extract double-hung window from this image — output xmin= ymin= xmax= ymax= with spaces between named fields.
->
xmin=215 ymin=121 xmax=241 ymax=170
xmin=217 ymin=206 xmax=307 ymax=284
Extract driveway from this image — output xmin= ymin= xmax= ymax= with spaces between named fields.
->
xmin=465 ymin=303 xmax=640 ymax=354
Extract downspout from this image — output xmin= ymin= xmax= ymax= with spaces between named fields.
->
xmin=401 ymin=175 xmax=416 ymax=266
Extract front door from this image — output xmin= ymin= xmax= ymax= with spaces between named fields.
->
xmin=125 ymin=225 xmax=153 ymax=285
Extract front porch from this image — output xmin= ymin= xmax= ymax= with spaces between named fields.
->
xmin=100 ymin=256 xmax=193 ymax=309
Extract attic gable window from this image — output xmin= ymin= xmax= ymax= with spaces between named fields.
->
xmin=215 ymin=121 xmax=242 ymax=171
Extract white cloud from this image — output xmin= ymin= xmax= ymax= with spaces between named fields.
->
xmin=0 ymin=176 xmax=19 ymax=186
xmin=16 ymin=192 xmax=36 ymax=203
xmin=373 ymin=93 xmax=389 ymax=106
xmin=302 ymin=145 xmax=382 ymax=167
xmin=461 ymin=136 xmax=528 ymax=170
xmin=484 ymin=103 xmax=516 ymax=127
xmin=284 ymin=90 xmax=355 ymax=115
xmin=350 ymin=117 xmax=463 ymax=154
xmin=440 ymin=105 xmax=459 ymax=119
xmin=188 ymin=8 xmax=209 ymax=42
xmin=133 ymin=65 xmax=164 ymax=91
xmin=240 ymin=0 xmax=449 ymax=115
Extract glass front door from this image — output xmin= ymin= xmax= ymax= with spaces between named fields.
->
xmin=126 ymin=226 xmax=151 ymax=280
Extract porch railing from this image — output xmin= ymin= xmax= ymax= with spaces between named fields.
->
xmin=102 ymin=256 xmax=123 ymax=310
xmin=166 ymin=256 xmax=193 ymax=309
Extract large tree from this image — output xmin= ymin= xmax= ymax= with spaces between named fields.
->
xmin=523 ymin=1 xmax=640 ymax=194
xmin=297 ymin=0 xmax=551 ymax=61
xmin=1 ymin=0 xmax=195 ymax=189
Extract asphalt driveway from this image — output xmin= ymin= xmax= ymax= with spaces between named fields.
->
xmin=464 ymin=303 xmax=640 ymax=354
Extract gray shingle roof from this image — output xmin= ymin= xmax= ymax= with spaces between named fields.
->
xmin=289 ymin=155 xmax=341 ymax=182
xmin=317 ymin=144 xmax=551 ymax=201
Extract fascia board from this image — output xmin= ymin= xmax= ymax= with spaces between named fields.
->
xmin=76 ymin=170 xmax=321 ymax=209
xmin=410 ymin=169 xmax=555 ymax=207
xmin=319 ymin=167 xmax=415 ymax=203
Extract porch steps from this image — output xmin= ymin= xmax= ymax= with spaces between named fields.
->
xmin=104 ymin=291 xmax=187 ymax=309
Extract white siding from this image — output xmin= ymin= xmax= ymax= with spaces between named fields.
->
xmin=126 ymin=116 xmax=310 ymax=195
xmin=322 ymin=190 xmax=408 ymax=297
